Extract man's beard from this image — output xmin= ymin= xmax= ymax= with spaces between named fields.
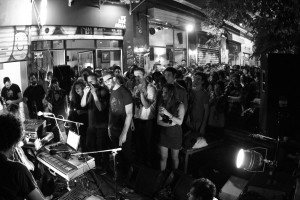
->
xmin=92 ymin=84 xmax=99 ymax=88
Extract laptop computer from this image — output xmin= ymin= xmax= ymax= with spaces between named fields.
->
xmin=46 ymin=130 xmax=80 ymax=153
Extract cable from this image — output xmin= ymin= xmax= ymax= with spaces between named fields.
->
xmin=84 ymin=156 xmax=106 ymax=197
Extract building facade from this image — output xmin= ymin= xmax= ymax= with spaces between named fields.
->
xmin=0 ymin=0 xmax=256 ymax=92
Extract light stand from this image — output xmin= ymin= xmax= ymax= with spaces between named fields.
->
xmin=236 ymin=135 xmax=281 ymax=172
xmin=72 ymin=148 xmax=122 ymax=200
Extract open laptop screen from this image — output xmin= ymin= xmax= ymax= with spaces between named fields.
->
xmin=67 ymin=130 xmax=80 ymax=151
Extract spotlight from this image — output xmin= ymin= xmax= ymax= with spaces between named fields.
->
xmin=236 ymin=148 xmax=276 ymax=172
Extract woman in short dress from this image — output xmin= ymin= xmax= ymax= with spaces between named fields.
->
xmin=157 ymin=84 xmax=185 ymax=171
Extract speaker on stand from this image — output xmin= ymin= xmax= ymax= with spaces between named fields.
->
xmin=259 ymin=54 xmax=299 ymax=139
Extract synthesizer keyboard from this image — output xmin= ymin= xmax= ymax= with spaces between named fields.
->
xmin=37 ymin=151 xmax=95 ymax=181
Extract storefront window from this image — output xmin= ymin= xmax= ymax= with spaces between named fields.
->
xmin=149 ymin=24 xmax=187 ymax=69
xmin=96 ymin=50 xmax=121 ymax=70
xmin=227 ymin=41 xmax=241 ymax=66
xmin=53 ymin=40 xmax=64 ymax=49
xmin=32 ymin=50 xmax=65 ymax=73
xmin=174 ymin=49 xmax=186 ymax=65
xmin=154 ymin=47 xmax=167 ymax=65
xmin=78 ymin=51 xmax=94 ymax=69
xmin=149 ymin=25 xmax=173 ymax=47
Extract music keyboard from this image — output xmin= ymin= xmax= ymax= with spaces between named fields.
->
xmin=37 ymin=151 xmax=95 ymax=181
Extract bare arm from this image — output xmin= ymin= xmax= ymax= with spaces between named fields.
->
xmin=89 ymin=85 xmax=103 ymax=112
xmin=140 ymin=92 xmax=151 ymax=108
xmin=140 ymin=85 xmax=156 ymax=109
xmin=80 ymin=87 xmax=90 ymax=107
xmin=157 ymin=112 xmax=173 ymax=127
xmin=169 ymin=103 xmax=185 ymax=125
xmin=15 ymin=92 xmax=23 ymax=103
xmin=7 ymin=92 xmax=23 ymax=105
xmin=119 ymin=103 xmax=133 ymax=146
xmin=157 ymin=103 xmax=185 ymax=126
xmin=64 ymin=95 xmax=68 ymax=114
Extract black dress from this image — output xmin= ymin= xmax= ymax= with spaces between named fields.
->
xmin=159 ymin=101 xmax=182 ymax=150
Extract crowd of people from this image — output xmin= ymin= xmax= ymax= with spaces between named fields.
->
xmin=0 ymin=63 xmax=261 ymax=170
xmin=0 ymin=62 xmax=260 ymax=200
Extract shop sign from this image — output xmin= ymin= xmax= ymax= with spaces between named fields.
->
xmin=242 ymin=46 xmax=251 ymax=54
xmin=228 ymin=34 xmax=245 ymax=44
xmin=30 ymin=26 xmax=124 ymax=41
xmin=76 ymin=27 xmax=94 ymax=35
xmin=115 ymin=16 xmax=126 ymax=29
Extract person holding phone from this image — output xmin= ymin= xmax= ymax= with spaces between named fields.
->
xmin=157 ymin=83 xmax=185 ymax=171
xmin=81 ymin=73 xmax=110 ymax=174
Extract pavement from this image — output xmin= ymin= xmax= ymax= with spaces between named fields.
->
xmin=50 ymin=164 xmax=153 ymax=200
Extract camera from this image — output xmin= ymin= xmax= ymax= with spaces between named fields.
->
xmin=161 ymin=114 xmax=172 ymax=124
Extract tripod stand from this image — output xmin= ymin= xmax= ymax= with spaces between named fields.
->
xmin=72 ymin=148 xmax=122 ymax=200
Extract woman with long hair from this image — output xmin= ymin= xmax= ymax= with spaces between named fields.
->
xmin=68 ymin=79 xmax=88 ymax=152
xmin=157 ymin=84 xmax=185 ymax=171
